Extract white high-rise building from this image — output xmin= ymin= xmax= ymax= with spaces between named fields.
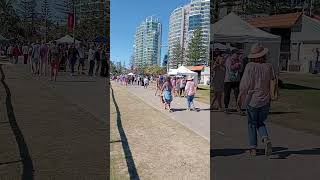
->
xmin=168 ymin=0 xmax=210 ymax=68
xmin=168 ymin=4 xmax=190 ymax=68
xmin=133 ymin=16 xmax=162 ymax=67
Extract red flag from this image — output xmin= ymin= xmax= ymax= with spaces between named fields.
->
xmin=67 ymin=13 xmax=74 ymax=32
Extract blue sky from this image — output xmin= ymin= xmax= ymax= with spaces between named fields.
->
xmin=110 ymin=0 xmax=189 ymax=67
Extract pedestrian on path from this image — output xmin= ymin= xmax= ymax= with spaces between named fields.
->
xmin=94 ymin=47 xmax=101 ymax=76
xmin=211 ymin=53 xmax=226 ymax=111
xmin=12 ymin=44 xmax=21 ymax=64
xmin=31 ymin=42 xmax=41 ymax=75
xmin=7 ymin=44 xmax=13 ymax=63
xmin=100 ymin=47 xmax=108 ymax=77
xmin=224 ymin=49 xmax=242 ymax=113
xmin=176 ymin=77 xmax=181 ymax=97
xmin=49 ymin=41 xmax=60 ymax=81
xmin=77 ymin=43 xmax=85 ymax=75
xmin=143 ymin=76 xmax=149 ymax=88
xmin=40 ymin=41 xmax=49 ymax=76
xmin=171 ymin=77 xmax=177 ymax=97
xmin=88 ymin=45 xmax=96 ymax=76
xmin=155 ymin=75 xmax=164 ymax=96
xmin=68 ymin=44 xmax=79 ymax=76
xmin=22 ymin=43 xmax=29 ymax=64
xmin=161 ymin=76 xmax=173 ymax=112
xmin=179 ymin=77 xmax=186 ymax=97
xmin=238 ymin=43 xmax=273 ymax=157
xmin=185 ymin=76 xmax=197 ymax=111
xmin=28 ymin=44 xmax=33 ymax=72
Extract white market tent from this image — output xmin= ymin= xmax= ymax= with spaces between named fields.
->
xmin=168 ymin=69 xmax=178 ymax=75
xmin=291 ymin=15 xmax=320 ymax=43
xmin=168 ymin=66 xmax=197 ymax=76
xmin=211 ymin=43 xmax=236 ymax=51
xmin=128 ymin=73 xmax=135 ymax=76
xmin=290 ymin=15 xmax=320 ymax=72
xmin=55 ymin=35 xmax=80 ymax=44
xmin=212 ymin=12 xmax=281 ymax=72
xmin=177 ymin=65 xmax=197 ymax=75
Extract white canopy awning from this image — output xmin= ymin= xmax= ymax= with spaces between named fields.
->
xmin=291 ymin=15 xmax=320 ymax=43
xmin=55 ymin=35 xmax=80 ymax=44
xmin=212 ymin=13 xmax=281 ymax=43
xmin=177 ymin=66 xmax=197 ymax=75
xmin=211 ymin=43 xmax=236 ymax=51
xmin=128 ymin=73 xmax=135 ymax=76
xmin=168 ymin=69 xmax=178 ymax=75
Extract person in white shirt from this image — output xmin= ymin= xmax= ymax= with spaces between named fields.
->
xmin=7 ymin=44 xmax=13 ymax=63
xmin=143 ymin=76 xmax=149 ymax=88
xmin=22 ymin=43 xmax=29 ymax=64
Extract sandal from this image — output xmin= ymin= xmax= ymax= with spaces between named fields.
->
xmin=246 ymin=149 xmax=257 ymax=156
xmin=265 ymin=140 xmax=272 ymax=156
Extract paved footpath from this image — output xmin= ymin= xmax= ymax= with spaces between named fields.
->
xmin=212 ymin=107 xmax=320 ymax=179
xmin=0 ymin=61 xmax=107 ymax=179
xmin=125 ymin=83 xmax=210 ymax=141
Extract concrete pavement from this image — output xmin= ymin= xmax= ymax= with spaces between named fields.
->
xmin=124 ymin=83 xmax=210 ymax=141
xmin=0 ymin=62 xmax=107 ymax=179
xmin=212 ymin=107 xmax=320 ymax=180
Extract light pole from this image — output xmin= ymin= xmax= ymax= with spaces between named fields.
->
xmin=160 ymin=44 xmax=168 ymax=72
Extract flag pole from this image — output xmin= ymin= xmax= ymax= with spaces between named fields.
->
xmin=73 ymin=0 xmax=76 ymax=45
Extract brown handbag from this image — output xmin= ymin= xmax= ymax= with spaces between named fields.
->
xmin=270 ymin=66 xmax=279 ymax=101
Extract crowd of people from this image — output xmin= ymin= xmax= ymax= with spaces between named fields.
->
xmin=0 ymin=41 xmax=109 ymax=81
xmin=212 ymin=43 xmax=277 ymax=157
xmin=112 ymin=74 xmax=198 ymax=112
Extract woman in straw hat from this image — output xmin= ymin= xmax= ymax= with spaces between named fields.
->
xmin=237 ymin=43 xmax=274 ymax=157
xmin=185 ymin=75 xmax=197 ymax=111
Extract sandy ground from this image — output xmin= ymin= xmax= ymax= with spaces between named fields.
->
xmin=110 ymin=82 xmax=209 ymax=180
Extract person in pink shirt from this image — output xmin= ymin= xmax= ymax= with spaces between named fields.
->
xmin=185 ymin=76 xmax=197 ymax=111
xmin=224 ymin=49 xmax=243 ymax=113
xmin=238 ymin=43 xmax=274 ymax=157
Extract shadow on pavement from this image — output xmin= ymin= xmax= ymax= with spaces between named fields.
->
xmin=281 ymin=83 xmax=320 ymax=90
xmin=55 ymin=80 xmax=97 ymax=83
xmin=271 ymin=148 xmax=320 ymax=159
xmin=0 ymin=65 xmax=34 ymax=180
xmin=0 ymin=160 xmax=22 ymax=166
xmin=211 ymin=147 xmax=287 ymax=157
xmin=211 ymin=147 xmax=320 ymax=159
xmin=269 ymin=111 xmax=300 ymax=115
xmin=110 ymin=140 xmax=122 ymax=143
xmin=171 ymin=108 xmax=187 ymax=112
xmin=111 ymin=86 xmax=140 ymax=180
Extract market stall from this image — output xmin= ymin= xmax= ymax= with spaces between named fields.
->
xmin=212 ymin=12 xmax=281 ymax=72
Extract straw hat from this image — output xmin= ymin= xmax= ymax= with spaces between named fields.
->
xmin=186 ymin=76 xmax=194 ymax=81
xmin=248 ymin=43 xmax=269 ymax=59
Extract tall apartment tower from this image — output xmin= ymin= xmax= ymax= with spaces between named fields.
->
xmin=168 ymin=4 xmax=190 ymax=68
xmin=168 ymin=0 xmax=210 ymax=68
xmin=133 ymin=16 xmax=162 ymax=67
